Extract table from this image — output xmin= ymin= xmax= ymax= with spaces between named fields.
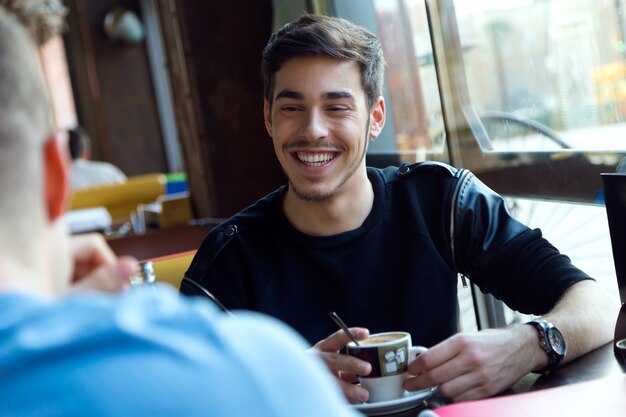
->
xmin=107 ymin=224 xmax=212 ymax=260
xmin=370 ymin=342 xmax=623 ymax=417
xmin=508 ymin=341 xmax=623 ymax=393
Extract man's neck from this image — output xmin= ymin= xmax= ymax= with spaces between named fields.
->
xmin=283 ymin=171 xmax=374 ymax=237
xmin=0 ymin=257 xmax=51 ymax=296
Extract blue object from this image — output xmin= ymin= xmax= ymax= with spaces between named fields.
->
xmin=0 ymin=286 xmax=360 ymax=417
xmin=166 ymin=172 xmax=188 ymax=194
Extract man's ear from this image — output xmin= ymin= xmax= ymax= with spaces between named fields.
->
xmin=43 ymin=131 xmax=70 ymax=222
xmin=263 ymin=99 xmax=273 ymax=137
xmin=369 ymin=96 xmax=386 ymax=140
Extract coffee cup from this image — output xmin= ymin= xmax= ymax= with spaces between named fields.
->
xmin=346 ymin=331 xmax=427 ymax=403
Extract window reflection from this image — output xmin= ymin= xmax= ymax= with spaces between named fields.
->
xmin=372 ymin=0 xmax=446 ymax=162
xmin=456 ymin=0 xmax=626 ymax=152
xmin=366 ymin=0 xmax=625 ymax=201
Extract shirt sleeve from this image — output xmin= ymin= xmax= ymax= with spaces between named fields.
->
xmin=470 ymin=228 xmax=593 ymax=314
xmin=453 ymin=173 xmax=592 ymax=314
xmin=211 ymin=309 xmax=362 ymax=417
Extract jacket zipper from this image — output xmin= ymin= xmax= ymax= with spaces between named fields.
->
xmin=450 ymin=168 xmax=471 ymax=288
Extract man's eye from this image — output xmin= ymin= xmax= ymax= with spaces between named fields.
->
xmin=281 ymin=105 xmax=299 ymax=112
xmin=328 ymin=106 xmax=348 ymax=112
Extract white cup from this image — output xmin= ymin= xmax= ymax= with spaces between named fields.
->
xmin=347 ymin=332 xmax=427 ymax=403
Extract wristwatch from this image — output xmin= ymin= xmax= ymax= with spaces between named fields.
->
xmin=525 ymin=318 xmax=566 ymax=374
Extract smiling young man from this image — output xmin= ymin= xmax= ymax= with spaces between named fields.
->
xmin=182 ymin=14 xmax=618 ymax=404
xmin=267 ymin=55 xmax=383 ymax=235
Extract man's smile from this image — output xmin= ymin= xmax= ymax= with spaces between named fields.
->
xmin=294 ymin=151 xmax=338 ymax=167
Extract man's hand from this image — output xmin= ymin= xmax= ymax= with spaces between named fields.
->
xmin=403 ymin=326 xmax=541 ymax=402
xmin=309 ymin=327 xmax=372 ymax=403
xmin=68 ymin=233 xmax=138 ymax=293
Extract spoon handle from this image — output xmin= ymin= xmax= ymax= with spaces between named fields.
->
xmin=328 ymin=311 xmax=360 ymax=346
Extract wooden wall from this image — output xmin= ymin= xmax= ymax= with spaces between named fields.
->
xmin=66 ymin=0 xmax=285 ymax=219
xmin=159 ymin=0 xmax=285 ymax=218
xmin=64 ymin=0 xmax=167 ymax=176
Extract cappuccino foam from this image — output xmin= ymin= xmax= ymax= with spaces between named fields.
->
xmin=359 ymin=333 xmax=405 ymax=346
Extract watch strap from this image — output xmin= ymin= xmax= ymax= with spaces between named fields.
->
xmin=525 ymin=318 xmax=566 ymax=374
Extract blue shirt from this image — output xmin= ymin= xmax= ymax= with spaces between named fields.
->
xmin=0 ymin=285 xmax=359 ymax=417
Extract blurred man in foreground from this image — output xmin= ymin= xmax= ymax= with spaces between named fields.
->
xmin=0 ymin=9 xmax=358 ymax=417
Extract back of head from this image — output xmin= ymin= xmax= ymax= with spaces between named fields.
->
xmin=261 ymin=13 xmax=385 ymax=109
xmin=0 ymin=8 xmax=54 ymax=254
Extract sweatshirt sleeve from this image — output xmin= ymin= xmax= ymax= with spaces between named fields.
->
xmin=469 ymin=228 xmax=593 ymax=314
xmin=453 ymin=173 xmax=592 ymax=314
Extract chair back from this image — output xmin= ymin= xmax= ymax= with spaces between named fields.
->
xmin=602 ymin=173 xmax=626 ymax=355
xmin=69 ymin=173 xmax=166 ymax=222
xmin=145 ymin=250 xmax=196 ymax=288
xmin=602 ymin=173 xmax=626 ymax=304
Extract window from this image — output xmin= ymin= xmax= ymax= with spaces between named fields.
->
xmin=363 ymin=0 xmax=624 ymax=328
xmin=332 ymin=0 xmax=622 ymax=328
xmin=456 ymin=0 xmax=626 ymax=153
xmin=372 ymin=0 xmax=447 ymax=161
xmin=367 ymin=0 xmax=626 ymax=203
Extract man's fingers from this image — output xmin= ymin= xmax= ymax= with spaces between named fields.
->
xmin=404 ymin=335 xmax=467 ymax=393
xmin=405 ymin=331 xmax=526 ymax=401
xmin=436 ymin=370 xmax=481 ymax=401
xmin=339 ymin=372 xmax=359 ymax=383
xmin=308 ymin=347 xmax=371 ymax=403
xmin=70 ymin=257 xmax=138 ymax=293
xmin=317 ymin=350 xmax=372 ymax=376
xmin=314 ymin=327 xmax=370 ymax=352
xmin=309 ymin=328 xmax=372 ymax=404
xmin=406 ymin=335 xmax=464 ymax=376
xmin=340 ymin=380 xmax=370 ymax=404
xmin=71 ymin=233 xmax=116 ymax=264
xmin=70 ymin=233 xmax=117 ymax=280
xmin=405 ymin=349 xmax=467 ymax=391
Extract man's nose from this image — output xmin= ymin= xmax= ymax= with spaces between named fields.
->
xmin=299 ymin=109 xmax=329 ymax=140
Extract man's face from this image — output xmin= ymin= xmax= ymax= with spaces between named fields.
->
xmin=264 ymin=55 xmax=384 ymax=202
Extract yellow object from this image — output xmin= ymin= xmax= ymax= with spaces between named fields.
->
xmin=149 ymin=250 xmax=195 ymax=288
xmin=157 ymin=192 xmax=192 ymax=229
xmin=69 ymin=173 xmax=166 ymax=222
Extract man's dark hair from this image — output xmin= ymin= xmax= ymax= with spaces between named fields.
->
xmin=68 ymin=127 xmax=90 ymax=160
xmin=261 ymin=14 xmax=385 ymax=110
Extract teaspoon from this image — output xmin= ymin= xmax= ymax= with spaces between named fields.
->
xmin=328 ymin=311 xmax=360 ymax=346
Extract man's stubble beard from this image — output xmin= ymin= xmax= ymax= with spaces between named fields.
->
xmin=288 ymin=124 xmax=370 ymax=203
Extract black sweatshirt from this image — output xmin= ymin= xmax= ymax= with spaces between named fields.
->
xmin=182 ymin=163 xmax=591 ymax=346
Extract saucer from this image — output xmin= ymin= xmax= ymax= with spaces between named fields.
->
xmin=353 ymin=387 xmax=436 ymax=416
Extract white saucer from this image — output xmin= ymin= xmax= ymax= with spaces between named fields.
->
xmin=353 ymin=387 xmax=436 ymax=416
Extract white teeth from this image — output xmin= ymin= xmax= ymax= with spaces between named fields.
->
xmin=296 ymin=152 xmax=335 ymax=166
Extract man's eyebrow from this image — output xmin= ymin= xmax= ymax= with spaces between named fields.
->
xmin=275 ymin=90 xmax=303 ymax=101
xmin=323 ymin=91 xmax=356 ymax=102
xmin=274 ymin=90 xmax=357 ymax=102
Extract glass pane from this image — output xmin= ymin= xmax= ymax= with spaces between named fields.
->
xmin=501 ymin=196 xmax=619 ymax=324
xmin=455 ymin=0 xmax=626 ymax=152
xmin=372 ymin=0 xmax=447 ymax=162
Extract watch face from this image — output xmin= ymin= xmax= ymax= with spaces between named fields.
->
xmin=548 ymin=328 xmax=566 ymax=355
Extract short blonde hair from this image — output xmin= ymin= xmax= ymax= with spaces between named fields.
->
xmin=0 ymin=8 xmax=54 ymax=253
